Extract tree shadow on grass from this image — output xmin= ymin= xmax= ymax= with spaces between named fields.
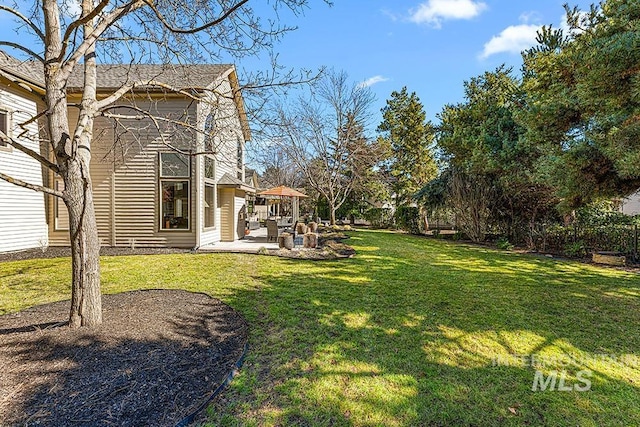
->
xmin=0 ymin=289 xmax=247 ymax=427
xmin=213 ymin=230 xmax=640 ymax=426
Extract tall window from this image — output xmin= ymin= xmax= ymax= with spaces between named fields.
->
xmin=204 ymin=113 xmax=215 ymax=152
xmin=0 ymin=110 xmax=9 ymax=148
xmin=204 ymin=156 xmax=215 ymax=228
xmin=159 ymin=152 xmax=190 ymax=230
xmin=236 ymin=136 xmax=243 ymax=179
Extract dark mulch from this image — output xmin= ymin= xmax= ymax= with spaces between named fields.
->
xmin=0 ymin=289 xmax=248 ymax=427
xmin=0 ymin=247 xmax=191 ymax=263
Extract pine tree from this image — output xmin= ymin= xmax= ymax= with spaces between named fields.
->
xmin=377 ymin=87 xmax=437 ymax=206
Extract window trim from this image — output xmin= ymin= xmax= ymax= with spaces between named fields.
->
xmin=0 ymin=109 xmax=12 ymax=152
xmin=204 ymin=183 xmax=216 ymax=230
xmin=203 ymin=155 xmax=216 ymax=231
xmin=159 ymin=151 xmax=190 ymax=178
xmin=159 ymin=179 xmax=191 ymax=232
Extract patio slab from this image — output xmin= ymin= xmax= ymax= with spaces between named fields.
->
xmin=198 ymin=227 xmax=279 ymax=253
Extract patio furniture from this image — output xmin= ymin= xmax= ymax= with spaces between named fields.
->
xmin=266 ymin=219 xmax=280 ymax=242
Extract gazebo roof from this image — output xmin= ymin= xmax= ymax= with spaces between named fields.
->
xmin=258 ymin=185 xmax=308 ymax=198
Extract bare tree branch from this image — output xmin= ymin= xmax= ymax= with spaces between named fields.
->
xmin=59 ymin=0 xmax=146 ymax=81
xmin=94 ymin=78 xmax=208 ymax=112
xmin=143 ymin=0 xmax=249 ymax=34
xmin=0 ymin=130 xmax=60 ymax=173
xmin=100 ymin=107 xmax=217 ymax=156
xmin=59 ymin=0 xmax=111 ymax=61
xmin=0 ymin=171 xmax=64 ymax=198
xmin=0 ymin=5 xmax=45 ymax=41
xmin=0 ymin=42 xmax=44 ymax=63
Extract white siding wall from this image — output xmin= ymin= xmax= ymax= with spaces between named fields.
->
xmin=198 ymin=74 xmax=247 ymax=247
xmin=0 ymin=84 xmax=48 ymax=253
xmin=234 ymin=191 xmax=246 ymax=240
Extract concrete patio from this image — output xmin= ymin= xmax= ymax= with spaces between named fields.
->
xmin=198 ymin=227 xmax=279 ymax=253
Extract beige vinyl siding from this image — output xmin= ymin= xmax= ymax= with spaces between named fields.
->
xmin=0 ymin=84 xmax=48 ymax=253
xmin=113 ymin=100 xmax=196 ymax=248
xmin=48 ymin=72 xmax=245 ymax=249
xmin=50 ymin=98 xmax=197 ymax=248
xmin=218 ymin=188 xmax=234 ymax=242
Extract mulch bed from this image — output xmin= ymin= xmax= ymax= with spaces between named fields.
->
xmin=0 ymin=289 xmax=248 ymax=426
xmin=0 ymin=247 xmax=191 ymax=263
xmin=265 ymin=229 xmax=356 ymax=260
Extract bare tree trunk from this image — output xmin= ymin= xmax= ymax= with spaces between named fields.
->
xmin=42 ymin=0 xmax=102 ymax=327
xmin=65 ymin=158 xmax=102 ymax=328
xmin=330 ymin=206 xmax=337 ymax=226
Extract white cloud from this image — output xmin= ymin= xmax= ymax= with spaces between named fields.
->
xmin=64 ymin=1 xmax=82 ymax=18
xmin=409 ymin=0 xmax=487 ymax=28
xmin=560 ymin=12 xmax=588 ymax=36
xmin=359 ymin=75 xmax=389 ymax=88
xmin=480 ymin=24 xmax=541 ymax=59
xmin=519 ymin=11 xmax=542 ymax=25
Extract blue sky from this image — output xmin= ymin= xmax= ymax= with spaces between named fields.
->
xmin=251 ymin=0 xmax=594 ymax=124
xmin=0 ymin=0 xmax=594 ymax=125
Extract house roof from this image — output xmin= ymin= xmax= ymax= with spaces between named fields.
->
xmin=0 ymin=51 xmax=251 ymax=141
xmin=217 ymin=172 xmax=255 ymax=193
xmin=0 ymin=51 xmax=232 ymax=91
xmin=0 ymin=51 xmax=45 ymax=89
xmin=66 ymin=63 xmax=234 ymax=92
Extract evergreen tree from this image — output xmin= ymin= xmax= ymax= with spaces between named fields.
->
xmin=377 ymin=87 xmax=437 ymax=206
xmin=520 ymin=0 xmax=640 ymax=209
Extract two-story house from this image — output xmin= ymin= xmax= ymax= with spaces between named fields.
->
xmin=0 ymin=51 xmax=254 ymax=252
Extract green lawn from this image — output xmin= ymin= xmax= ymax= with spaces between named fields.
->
xmin=1 ymin=230 xmax=639 ymax=426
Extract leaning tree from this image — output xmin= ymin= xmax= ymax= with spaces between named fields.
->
xmin=0 ymin=0 xmax=322 ymax=327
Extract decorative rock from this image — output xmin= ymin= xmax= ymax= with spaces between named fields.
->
xmin=296 ymin=223 xmax=308 ymax=235
xmin=593 ymin=252 xmax=626 ymax=266
xmin=303 ymin=233 xmax=318 ymax=249
xmin=279 ymin=232 xmax=294 ymax=250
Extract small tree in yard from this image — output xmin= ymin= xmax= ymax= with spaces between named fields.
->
xmin=0 ymin=0 xmax=320 ymax=328
xmin=270 ymin=70 xmax=381 ymax=225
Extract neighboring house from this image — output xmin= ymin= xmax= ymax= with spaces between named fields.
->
xmin=0 ymin=52 xmax=254 ymax=252
xmin=620 ymin=190 xmax=640 ymax=216
xmin=244 ymin=168 xmax=268 ymax=221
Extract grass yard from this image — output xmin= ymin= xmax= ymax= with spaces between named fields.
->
xmin=1 ymin=230 xmax=639 ymax=426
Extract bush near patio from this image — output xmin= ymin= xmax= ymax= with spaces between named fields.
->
xmin=1 ymin=230 xmax=639 ymax=426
